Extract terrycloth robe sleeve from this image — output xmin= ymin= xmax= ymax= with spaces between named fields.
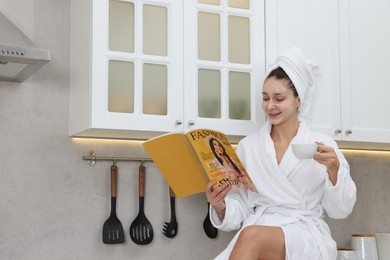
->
xmin=319 ymin=136 xmax=357 ymax=219
xmin=210 ymin=189 xmax=256 ymax=231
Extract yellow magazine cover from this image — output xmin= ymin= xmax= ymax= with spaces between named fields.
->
xmin=186 ymin=129 xmax=258 ymax=193
xmin=143 ymin=129 xmax=258 ymax=198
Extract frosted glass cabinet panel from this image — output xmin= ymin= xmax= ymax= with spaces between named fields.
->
xmin=109 ymin=0 xmax=134 ymax=53
xmin=198 ymin=69 xmax=221 ymax=118
xmin=229 ymin=71 xmax=250 ymax=120
xmin=143 ymin=5 xmax=167 ymax=56
xmin=198 ymin=12 xmax=220 ymax=61
xmin=229 ymin=0 xmax=250 ymax=9
xmin=143 ymin=63 xmax=167 ymax=115
xmin=108 ymin=60 xmax=134 ymax=113
xmin=228 ymin=16 xmax=250 ymax=64
xmin=198 ymin=0 xmax=220 ymax=5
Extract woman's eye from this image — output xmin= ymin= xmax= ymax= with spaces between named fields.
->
xmin=276 ymin=99 xmax=284 ymax=102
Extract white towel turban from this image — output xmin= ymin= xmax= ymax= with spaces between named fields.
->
xmin=274 ymin=47 xmax=319 ymax=123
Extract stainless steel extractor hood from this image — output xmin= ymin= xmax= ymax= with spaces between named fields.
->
xmin=0 ymin=11 xmax=50 ymax=83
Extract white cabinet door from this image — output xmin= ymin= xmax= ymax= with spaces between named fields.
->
xmin=184 ymin=0 xmax=265 ymax=141
xmin=265 ymin=0 xmax=342 ymax=139
xmin=339 ymin=0 xmax=390 ymax=143
xmin=265 ymin=0 xmax=390 ymax=145
xmin=70 ymin=0 xmax=184 ymax=140
xmin=70 ymin=0 xmax=265 ymax=141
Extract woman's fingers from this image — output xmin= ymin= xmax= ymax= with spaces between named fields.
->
xmin=206 ymin=181 xmax=232 ymax=208
xmin=206 ymin=180 xmax=216 ymax=193
xmin=205 ymin=181 xmax=231 ymax=218
xmin=215 ymin=183 xmax=232 ymax=198
xmin=314 ymin=142 xmax=340 ymax=171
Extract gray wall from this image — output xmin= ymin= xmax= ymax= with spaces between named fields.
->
xmin=0 ymin=1 xmax=234 ymax=259
xmin=0 ymin=1 xmax=389 ymax=259
xmin=327 ymin=151 xmax=390 ymax=248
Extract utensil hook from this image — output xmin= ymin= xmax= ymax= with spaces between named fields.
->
xmin=87 ymin=152 xmax=96 ymax=166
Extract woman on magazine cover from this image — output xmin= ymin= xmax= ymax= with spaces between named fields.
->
xmin=209 ymin=137 xmax=255 ymax=191
xmin=205 ymin=47 xmax=357 ymax=260
xmin=209 ymin=137 xmax=243 ymax=176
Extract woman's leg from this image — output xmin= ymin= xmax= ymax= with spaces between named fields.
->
xmin=229 ymin=225 xmax=285 ymax=260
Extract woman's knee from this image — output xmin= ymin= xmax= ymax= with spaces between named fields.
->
xmin=236 ymin=225 xmax=285 ymax=250
xmin=237 ymin=225 xmax=261 ymax=242
xmin=233 ymin=226 xmax=285 ymax=259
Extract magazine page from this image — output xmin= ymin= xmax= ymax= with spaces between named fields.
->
xmin=143 ymin=133 xmax=209 ymax=198
xmin=185 ymin=129 xmax=258 ymax=193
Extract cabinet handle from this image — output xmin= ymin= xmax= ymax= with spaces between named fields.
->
xmin=334 ymin=129 xmax=342 ymax=134
xmin=345 ymin=129 xmax=352 ymax=135
xmin=175 ymin=120 xmax=183 ymax=125
xmin=188 ymin=120 xmax=195 ymax=126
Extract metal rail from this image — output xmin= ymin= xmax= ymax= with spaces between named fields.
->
xmin=82 ymin=152 xmax=153 ymax=166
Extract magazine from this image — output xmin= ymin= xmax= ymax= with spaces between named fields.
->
xmin=143 ymin=128 xmax=258 ymax=198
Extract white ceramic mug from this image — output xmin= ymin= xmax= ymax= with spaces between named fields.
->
xmin=351 ymin=234 xmax=378 ymax=260
xmin=373 ymin=233 xmax=390 ymax=260
xmin=337 ymin=247 xmax=357 ymax=260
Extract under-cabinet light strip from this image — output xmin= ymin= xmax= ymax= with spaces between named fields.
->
xmin=340 ymin=149 xmax=390 ymax=156
xmin=72 ymin=138 xmax=390 ymax=156
xmin=71 ymin=137 xmax=145 ymax=144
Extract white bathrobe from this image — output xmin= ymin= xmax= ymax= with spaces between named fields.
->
xmin=210 ymin=121 xmax=357 ymax=260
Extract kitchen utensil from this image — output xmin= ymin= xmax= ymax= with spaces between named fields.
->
xmin=351 ymin=234 xmax=378 ymax=260
xmin=129 ymin=164 xmax=154 ymax=245
xmin=102 ymin=163 xmax=125 ymax=244
xmin=203 ymin=202 xmax=218 ymax=239
xmin=163 ymin=186 xmax=178 ymax=238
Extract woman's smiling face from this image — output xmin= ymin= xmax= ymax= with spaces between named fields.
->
xmin=213 ymin=139 xmax=224 ymax=156
xmin=262 ymin=77 xmax=300 ymax=126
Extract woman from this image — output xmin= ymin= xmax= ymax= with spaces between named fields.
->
xmin=205 ymin=47 xmax=356 ymax=260
xmin=209 ymin=137 xmax=256 ymax=191
xmin=209 ymin=137 xmax=243 ymax=177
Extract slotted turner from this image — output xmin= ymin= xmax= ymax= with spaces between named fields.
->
xmin=129 ymin=164 xmax=154 ymax=245
xmin=102 ymin=163 xmax=125 ymax=244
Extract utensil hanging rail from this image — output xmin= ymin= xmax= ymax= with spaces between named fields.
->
xmin=82 ymin=152 xmax=153 ymax=166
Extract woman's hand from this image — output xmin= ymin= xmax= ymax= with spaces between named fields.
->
xmin=313 ymin=141 xmax=340 ymax=185
xmin=205 ymin=181 xmax=232 ymax=219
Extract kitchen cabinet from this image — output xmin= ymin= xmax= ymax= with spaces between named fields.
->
xmin=69 ymin=0 xmax=265 ymax=142
xmin=338 ymin=0 xmax=390 ymax=144
xmin=265 ymin=0 xmax=342 ymax=139
xmin=265 ymin=0 xmax=390 ymax=145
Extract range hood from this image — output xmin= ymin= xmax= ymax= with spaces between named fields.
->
xmin=0 ymin=11 xmax=50 ymax=82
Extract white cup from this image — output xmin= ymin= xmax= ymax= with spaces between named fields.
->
xmin=373 ymin=233 xmax=390 ymax=260
xmin=337 ymin=247 xmax=357 ymax=260
xmin=351 ymin=234 xmax=378 ymax=260
xmin=291 ymin=143 xmax=318 ymax=159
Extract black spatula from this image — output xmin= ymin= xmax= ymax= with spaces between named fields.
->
xmin=129 ymin=164 xmax=154 ymax=245
xmin=163 ymin=186 xmax=178 ymax=238
xmin=203 ymin=202 xmax=218 ymax=239
xmin=102 ymin=164 xmax=125 ymax=244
